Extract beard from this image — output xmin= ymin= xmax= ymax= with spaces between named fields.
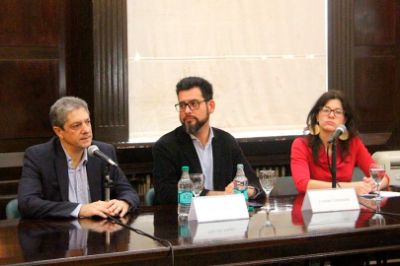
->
xmin=181 ymin=114 xmax=209 ymax=135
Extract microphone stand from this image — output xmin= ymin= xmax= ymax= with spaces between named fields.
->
xmin=331 ymin=141 xmax=337 ymax=188
xmin=103 ymin=165 xmax=114 ymax=248
xmin=104 ymin=164 xmax=114 ymax=201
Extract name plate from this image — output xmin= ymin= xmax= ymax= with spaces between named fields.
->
xmin=301 ymin=188 xmax=360 ymax=213
xmin=188 ymin=194 xmax=249 ymax=222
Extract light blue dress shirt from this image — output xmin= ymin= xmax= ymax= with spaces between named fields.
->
xmin=191 ymin=128 xmax=214 ymax=190
xmin=61 ymin=145 xmax=91 ymax=217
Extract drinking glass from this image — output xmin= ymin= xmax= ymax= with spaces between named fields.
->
xmin=369 ymin=163 xmax=386 ymax=201
xmin=259 ymin=170 xmax=277 ymax=211
xmin=190 ymin=173 xmax=204 ymax=197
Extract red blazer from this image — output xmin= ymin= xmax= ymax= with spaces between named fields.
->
xmin=290 ymin=136 xmax=374 ymax=193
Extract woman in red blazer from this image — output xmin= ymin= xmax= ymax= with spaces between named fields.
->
xmin=290 ymin=90 xmax=389 ymax=195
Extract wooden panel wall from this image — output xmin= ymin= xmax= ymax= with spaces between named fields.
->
xmin=0 ymin=0 xmax=66 ymax=152
xmin=0 ymin=0 xmax=68 ymax=219
xmin=329 ymin=0 xmax=400 ymax=149
xmin=354 ymin=0 xmax=399 ymax=133
xmin=66 ymin=0 xmax=94 ymax=116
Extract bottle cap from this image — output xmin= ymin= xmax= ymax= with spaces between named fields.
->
xmin=237 ymin=163 xmax=244 ymax=169
xmin=182 ymin=166 xmax=189 ymax=172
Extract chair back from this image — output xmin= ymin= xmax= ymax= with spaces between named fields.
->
xmin=6 ymin=198 xmax=20 ymax=219
xmin=270 ymin=176 xmax=298 ymax=196
xmin=145 ymin=187 xmax=155 ymax=206
xmin=352 ymin=166 xmax=364 ymax=181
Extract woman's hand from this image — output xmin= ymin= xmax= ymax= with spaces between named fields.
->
xmin=352 ymin=177 xmax=375 ymax=195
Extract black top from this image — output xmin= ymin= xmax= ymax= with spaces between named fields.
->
xmin=152 ymin=126 xmax=262 ymax=204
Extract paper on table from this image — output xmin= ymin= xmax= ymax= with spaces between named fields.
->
xmin=379 ymin=191 xmax=400 ymax=197
xmin=362 ymin=191 xmax=400 ymax=198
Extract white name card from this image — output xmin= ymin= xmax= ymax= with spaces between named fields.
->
xmin=188 ymin=194 xmax=249 ymax=222
xmin=301 ymin=188 xmax=360 ymax=213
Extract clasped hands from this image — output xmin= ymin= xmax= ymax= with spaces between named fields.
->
xmin=353 ymin=176 xmax=382 ymax=195
xmin=224 ymin=181 xmax=257 ymax=198
xmin=79 ymin=199 xmax=130 ymax=219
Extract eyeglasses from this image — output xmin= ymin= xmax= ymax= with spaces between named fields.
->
xmin=175 ymin=100 xmax=208 ymax=111
xmin=320 ymin=106 xmax=345 ymax=117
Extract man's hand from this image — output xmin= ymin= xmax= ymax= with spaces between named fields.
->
xmin=79 ymin=200 xmax=131 ymax=218
xmin=224 ymin=181 xmax=235 ymax=194
xmin=224 ymin=182 xmax=256 ymax=197
xmin=106 ymin=199 xmax=130 ymax=217
xmin=79 ymin=201 xmax=112 ymax=218
xmin=247 ymin=186 xmax=257 ymax=198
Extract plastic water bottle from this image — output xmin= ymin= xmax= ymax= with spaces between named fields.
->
xmin=177 ymin=166 xmax=193 ymax=217
xmin=233 ymin=163 xmax=249 ymax=202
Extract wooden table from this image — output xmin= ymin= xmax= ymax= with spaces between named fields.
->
xmin=1 ymin=195 xmax=400 ymax=265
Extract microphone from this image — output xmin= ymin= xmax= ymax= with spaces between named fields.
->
xmin=88 ymin=145 xmax=118 ymax=167
xmin=328 ymin=124 xmax=347 ymax=144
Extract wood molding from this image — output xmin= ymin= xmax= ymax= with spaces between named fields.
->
xmin=328 ymin=0 xmax=354 ymax=103
xmin=92 ymin=0 xmax=128 ymax=141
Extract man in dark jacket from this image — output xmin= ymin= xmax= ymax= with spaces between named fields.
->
xmin=153 ymin=77 xmax=262 ymax=204
xmin=18 ymin=96 xmax=139 ymax=218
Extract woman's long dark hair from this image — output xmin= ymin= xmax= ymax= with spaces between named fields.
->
xmin=306 ymin=90 xmax=359 ymax=163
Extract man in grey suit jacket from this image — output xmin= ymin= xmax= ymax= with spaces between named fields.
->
xmin=18 ymin=97 xmax=139 ymax=218
xmin=153 ymin=77 xmax=262 ymax=205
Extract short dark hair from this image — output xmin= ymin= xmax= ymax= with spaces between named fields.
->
xmin=176 ymin=77 xmax=213 ymax=101
xmin=49 ymin=96 xmax=89 ymax=129
xmin=306 ymin=90 xmax=358 ymax=163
